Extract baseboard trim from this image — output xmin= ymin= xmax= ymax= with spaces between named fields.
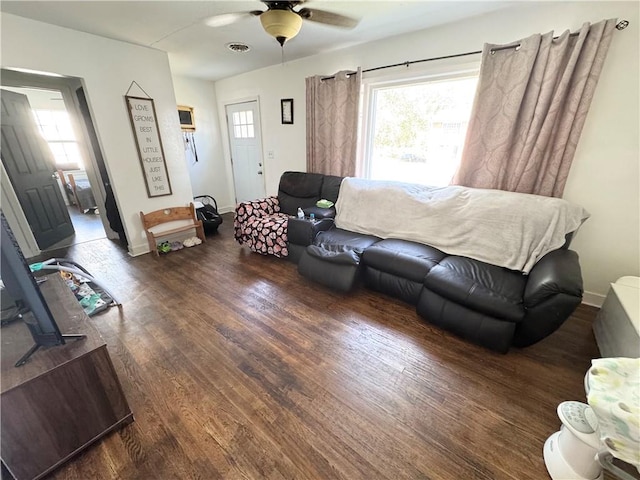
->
xmin=128 ymin=242 xmax=150 ymax=257
xmin=582 ymin=291 xmax=605 ymax=308
xmin=219 ymin=205 xmax=235 ymax=214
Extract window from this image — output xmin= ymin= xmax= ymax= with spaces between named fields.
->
xmin=361 ymin=68 xmax=478 ymax=187
xmin=32 ymin=109 xmax=83 ymax=170
xmin=232 ymin=110 xmax=255 ymax=139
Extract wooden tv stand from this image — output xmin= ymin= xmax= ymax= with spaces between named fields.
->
xmin=0 ymin=274 xmax=133 ymax=480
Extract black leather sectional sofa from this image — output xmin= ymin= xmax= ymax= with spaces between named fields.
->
xmin=236 ymin=171 xmax=584 ymax=353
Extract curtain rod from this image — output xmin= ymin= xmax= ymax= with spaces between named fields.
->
xmin=321 ymin=50 xmax=481 ymax=80
xmin=321 ymin=19 xmax=629 ymax=81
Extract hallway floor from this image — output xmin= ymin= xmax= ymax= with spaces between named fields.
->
xmin=46 ymin=206 xmax=106 ymax=251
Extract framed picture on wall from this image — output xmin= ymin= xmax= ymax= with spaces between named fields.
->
xmin=125 ymin=95 xmax=173 ymax=197
xmin=281 ymin=98 xmax=293 ymax=125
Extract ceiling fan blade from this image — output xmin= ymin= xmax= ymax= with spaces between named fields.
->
xmin=297 ymin=7 xmax=358 ymax=29
xmin=205 ymin=11 xmax=262 ymax=28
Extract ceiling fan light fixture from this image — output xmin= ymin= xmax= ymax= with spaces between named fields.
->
xmin=259 ymin=9 xmax=302 ymax=46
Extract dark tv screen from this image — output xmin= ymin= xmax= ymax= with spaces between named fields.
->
xmin=1 ymin=211 xmax=65 ymax=361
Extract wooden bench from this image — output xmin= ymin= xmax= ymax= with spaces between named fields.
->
xmin=140 ymin=203 xmax=205 ymax=256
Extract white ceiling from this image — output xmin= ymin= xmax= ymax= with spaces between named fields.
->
xmin=1 ymin=1 xmax=516 ymax=81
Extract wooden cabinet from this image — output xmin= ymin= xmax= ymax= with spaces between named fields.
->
xmin=1 ymin=275 xmax=133 ymax=480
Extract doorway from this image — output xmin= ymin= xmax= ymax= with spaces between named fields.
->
xmin=1 ymin=85 xmax=106 ymax=250
xmin=225 ymin=100 xmax=265 ymax=203
xmin=1 ymin=69 xmax=124 ymax=257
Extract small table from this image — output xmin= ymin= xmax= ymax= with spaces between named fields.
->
xmin=593 ymin=276 xmax=640 ymax=358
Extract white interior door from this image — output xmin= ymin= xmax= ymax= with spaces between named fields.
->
xmin=225 ymin=101 xmax=265 ymax=203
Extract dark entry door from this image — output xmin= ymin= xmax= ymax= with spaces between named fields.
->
xmin=1 ymin=89 xmax=74 ymax=249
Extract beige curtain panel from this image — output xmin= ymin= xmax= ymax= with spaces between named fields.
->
xmin=453 ymin=19 xmax=617 ymax=197
xmin=306 ymin=69 xmax=361 ymax=177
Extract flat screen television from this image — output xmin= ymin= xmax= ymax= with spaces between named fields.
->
xmin=0 ymin=211 xmax=84 ymax=366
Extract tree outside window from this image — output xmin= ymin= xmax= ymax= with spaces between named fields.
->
xmin=364 ymin=74 xmax=478 ymax=186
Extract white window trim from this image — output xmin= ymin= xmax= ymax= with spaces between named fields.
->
xmin=357 ymin=61 xmax=481 ymax=180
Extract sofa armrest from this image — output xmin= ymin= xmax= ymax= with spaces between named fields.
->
xmin=302 ymin=206 xmax=336 ymax=219
xmin=524 ymin=249 xmax=583 ymax=307
xmin=235 ymin=196 xmax=280 ymax=218
xmin=288 ymin=217 xmax=334 ymax=246
xmin=234 ymin=196 xmax=280 ymax=244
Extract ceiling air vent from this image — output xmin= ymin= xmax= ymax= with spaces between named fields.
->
xmin=226 ymin=43 xmax=251 ymax=53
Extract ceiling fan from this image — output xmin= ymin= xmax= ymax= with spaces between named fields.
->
xmin=205 ymin=1 xmax=359 ymax=46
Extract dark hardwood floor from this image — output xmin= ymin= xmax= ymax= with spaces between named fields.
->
xmin=24 ymin=213 xmax=602 ymax=479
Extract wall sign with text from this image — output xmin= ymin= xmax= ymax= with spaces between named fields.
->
xmin=125 ymin=96 xmax=173 ymax=197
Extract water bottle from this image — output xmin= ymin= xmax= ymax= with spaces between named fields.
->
xmin=297 ymin=207 xmax=304 ymax=219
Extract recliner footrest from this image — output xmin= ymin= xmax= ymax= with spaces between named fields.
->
xmin=298 ymin=245 xmax=362 ymax=292
xmin=306 ymin=245 xmax=360 ymax=265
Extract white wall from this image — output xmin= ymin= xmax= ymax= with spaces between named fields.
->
xmin=214 ymin=1 xmax=639 ymax=302
xmin=1 ymin=13 xmax=194 ymax=256
xmin=171 ymin=75 xmax=233 ymax=213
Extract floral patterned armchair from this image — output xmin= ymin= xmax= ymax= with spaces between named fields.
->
xmin=233 ymin=171 xmax=343 ymax=259
xmin=233 ymin=196 xmax=289 ymax=257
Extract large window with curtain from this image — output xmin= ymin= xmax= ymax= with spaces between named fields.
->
xmin=360 ymin=65 xmax=479 ymax=186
